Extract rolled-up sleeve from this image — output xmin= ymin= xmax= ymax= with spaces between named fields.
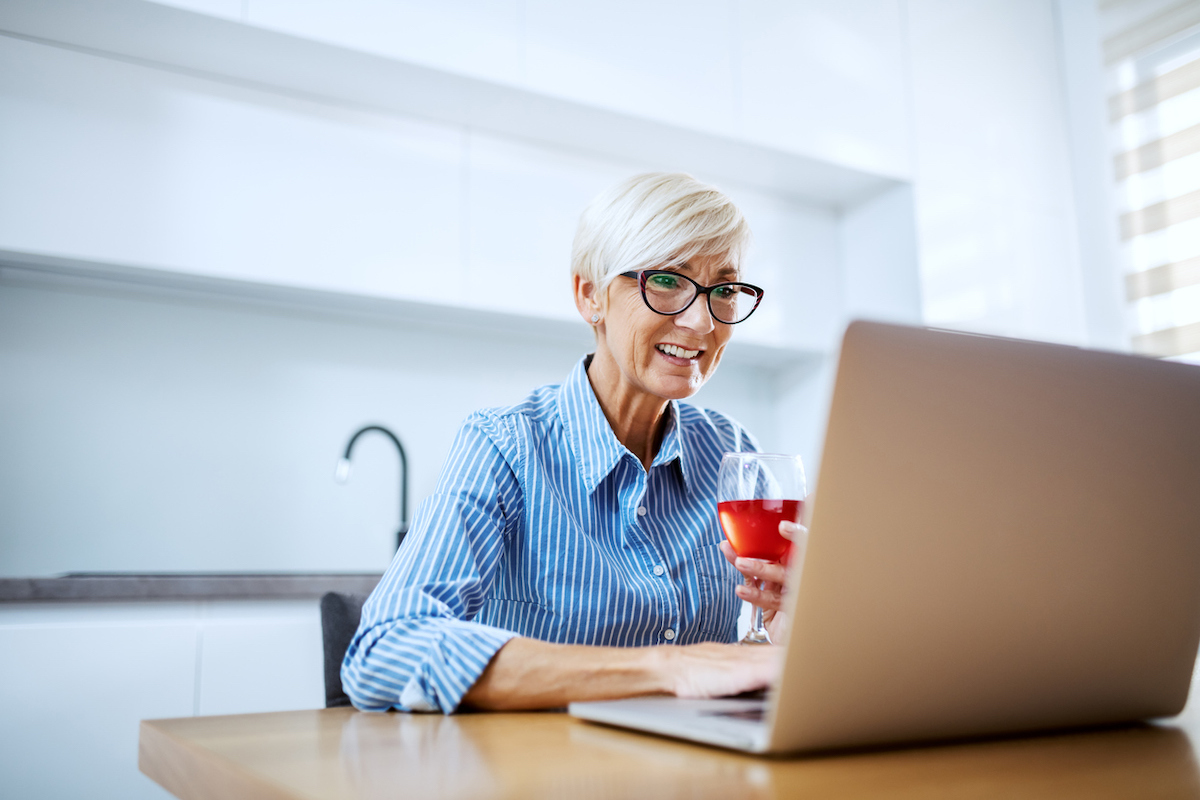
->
xmin=340 ymin=413 xmax=523 ymax=713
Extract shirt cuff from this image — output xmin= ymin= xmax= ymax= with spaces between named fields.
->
xmin=401 ymin=619 xmax=518 ymax=714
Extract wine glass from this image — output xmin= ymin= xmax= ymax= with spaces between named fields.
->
xmin=717 ymin=452 xmax=807 ymax=645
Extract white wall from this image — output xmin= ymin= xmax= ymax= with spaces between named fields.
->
xmin=0 ymin=277 xmax=786 ymax=575
xmin=1055 ymin=0 xmax=1132 ymax=351
xmin=841 ymin=183 xmax=923 ymax=326
xmin=905 ymin=0 xmax=1095 ymax=347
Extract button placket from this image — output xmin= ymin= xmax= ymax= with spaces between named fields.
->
xmin=633 ymin=479 xmax=679 ymax=642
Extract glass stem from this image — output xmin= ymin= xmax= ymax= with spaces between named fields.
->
xmin=753 ymin=580 xmax=766 ymax=633
xmin=740 ymin=578 xmax=771 ymax=644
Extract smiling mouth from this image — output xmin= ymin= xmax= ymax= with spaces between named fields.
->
xmin=657 ymin=343 xmax=702 ymax=360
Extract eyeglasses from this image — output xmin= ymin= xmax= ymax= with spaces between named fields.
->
xmin=620 ymin=270 xmax=765 ymax=325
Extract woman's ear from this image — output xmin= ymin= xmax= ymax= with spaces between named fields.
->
xmin=573 ymin=274 xmax=603 ymax=327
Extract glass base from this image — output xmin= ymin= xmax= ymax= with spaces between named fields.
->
xmin=739 ymin=627 xmax=772 ymax=645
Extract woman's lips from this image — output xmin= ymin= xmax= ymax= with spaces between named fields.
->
xmin=655 ymin=343 xmax=703 ymax=365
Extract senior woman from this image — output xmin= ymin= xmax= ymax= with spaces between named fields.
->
xmin=342 ymin=173 xmax=794 ymax=713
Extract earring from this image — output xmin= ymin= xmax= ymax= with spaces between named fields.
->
xmin=591 ymin=313 xmax=600 ymax=323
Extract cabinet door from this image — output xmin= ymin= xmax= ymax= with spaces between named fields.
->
xmin=196 ymin=601 xmax=324 ymax=716
xmin=0 ymin=605 xmax=196 ymax=800
xmin=0 ymin=35 xmax=464 ymax=305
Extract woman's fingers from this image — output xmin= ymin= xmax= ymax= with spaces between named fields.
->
xmin=779 ymin=520 xmax=807 ymax=541
xmin=734 ymin=556 xmax=787 ymax=586
xmin=735 ymin=580 xmax=785 ymax=612
xmin=712 ymin=520 xmax=808 ymax=640
xmin=719 ymin=541 xmax=790 ymax=584
xmin=668 ymin=642 xmax=781 ymax=699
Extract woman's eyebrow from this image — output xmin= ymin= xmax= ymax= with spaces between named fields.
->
xmin=675 ymin=261 xmax=739 ymax=280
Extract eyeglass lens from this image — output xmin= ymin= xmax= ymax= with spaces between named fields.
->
xmin=642 ymin=273 xmax=760 ymax=323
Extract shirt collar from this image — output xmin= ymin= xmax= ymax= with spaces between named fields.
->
xmin=651 ymin=400 xmax=694 ymax=495
xmin=558 ymin=356 xmax=693 ymax=496
xmin=558 ymin=356 xmax=625 ymax=494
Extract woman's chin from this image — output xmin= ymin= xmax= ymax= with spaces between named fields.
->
xmin=651 ymin=371 xmax=707 ymax=400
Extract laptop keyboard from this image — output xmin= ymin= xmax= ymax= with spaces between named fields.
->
xmin=701 ymin=706 xmax=766 ymax=722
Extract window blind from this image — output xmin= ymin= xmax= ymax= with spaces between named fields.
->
xmin=1101 ymin=0 xmax=1200 ymax=363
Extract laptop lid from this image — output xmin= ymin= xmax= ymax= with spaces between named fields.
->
xmin=766 ymin=321 xmax=1200 ymax=752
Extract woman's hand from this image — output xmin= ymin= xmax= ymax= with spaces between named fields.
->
xmin=661 ymin=641 xmax=781 ymax=698
xmin=463 ymin=636 xmax=781 ymax=710
xmin=719 ymin=520 xmax=808 ymax=643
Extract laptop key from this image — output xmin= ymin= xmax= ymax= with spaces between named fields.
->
xmin=701 ymin=707 xmax=766 ymax=722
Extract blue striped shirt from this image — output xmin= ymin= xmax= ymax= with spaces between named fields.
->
xmin=342 ymin=356 xmax=758 ymax=713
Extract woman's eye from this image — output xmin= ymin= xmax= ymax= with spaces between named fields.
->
xmin=647 ymin=274 xmax=680 ymax=290
xmin=712 ymin=286 xmax=737 ymax=300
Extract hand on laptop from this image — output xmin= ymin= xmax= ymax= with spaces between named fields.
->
xmin=666 ymin=642 xmax=781 ymax=698
xmin=719 ymin=520 xmax=808 ymax=644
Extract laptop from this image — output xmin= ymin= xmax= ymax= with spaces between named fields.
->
xmin=570 ymin=320 xmax=1200 ymax=754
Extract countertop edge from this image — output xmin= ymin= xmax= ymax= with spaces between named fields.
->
xmin=0 ymin=573 xmax=383 ymax=602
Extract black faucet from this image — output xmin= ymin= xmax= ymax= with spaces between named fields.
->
xmin=336 ymin=425 xmax=409 ymax=550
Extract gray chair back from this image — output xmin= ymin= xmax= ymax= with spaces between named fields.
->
xmin=319 ymin=591 xmax=367 ymax=708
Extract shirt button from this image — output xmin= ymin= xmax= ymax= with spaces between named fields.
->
xmin=637 ymin=506 xmax=648 ymax=516
xmin=663 ymin=628 xmax=676 ymax=641
xmin=652 ymin=565 xmax=665 ymax=576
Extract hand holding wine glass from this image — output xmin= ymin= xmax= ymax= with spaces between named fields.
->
xmin=720 ymin=520 xmax=806 ymax=644
xmin=717 ymin=452 xmax=807 ymax=645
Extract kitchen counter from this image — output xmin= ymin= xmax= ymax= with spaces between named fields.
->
xmin=0 ymin=573 xmax=382 ymax=602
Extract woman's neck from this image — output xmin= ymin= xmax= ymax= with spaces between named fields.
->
xmin=585 ymin=352 xmax=670 ymax=471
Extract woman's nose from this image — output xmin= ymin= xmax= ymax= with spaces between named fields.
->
xmin=675 ymin=295 xmax=716 ymax=334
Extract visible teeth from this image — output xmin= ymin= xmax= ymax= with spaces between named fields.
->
xmin=657 ymin=344 xmax=700 ymax=359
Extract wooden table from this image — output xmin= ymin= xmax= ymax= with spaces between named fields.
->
xmin=139 ymin=707 xmax=1200 ymax=799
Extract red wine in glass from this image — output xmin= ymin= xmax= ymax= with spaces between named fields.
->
xmin=717 ymin=453 xmax=806 ymax=645
xmin=718 ymin=499 xmax=804 ymax=564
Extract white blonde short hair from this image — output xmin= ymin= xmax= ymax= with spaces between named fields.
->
xmin=571 ymin=173 xmax=751 ymax=295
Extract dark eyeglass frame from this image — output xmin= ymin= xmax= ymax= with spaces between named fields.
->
xmin=619 ymin=270 xmax=765 ymax=325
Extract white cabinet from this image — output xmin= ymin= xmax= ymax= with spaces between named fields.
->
xmin=197 ymin=601 xmax=324 ymax=716
xmin=464 ymin=133 xmax=631 ymax=322
xmin=247 ymin=0 xmax=527 ymax=87
xmin=0 ymin=35 xmax=465 ymax=304
xmin=0 ymin=601 xmax=324 ymax=799
xmin=522 ymin=0 xmax=738 ymax=139
xmin=0 ymin=0 xmax=910 ymax=342
xmin=0 ymin=604 xmax=195 ymax=799
xmin=152 ymin=0 xmax=912 ymax=177
xmin=0 ymin=30 xmax=856 ymax=353
xmin=152 ymin=0 xmax=241 ymax=21
xmin=736 ymin=0 xmax=911 ymax=178
xmin=722 ymin=185 xmax=843 ymax=352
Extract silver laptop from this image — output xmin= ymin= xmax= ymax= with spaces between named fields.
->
xmin=570 ymin=320 xmax=1200 ymax=754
